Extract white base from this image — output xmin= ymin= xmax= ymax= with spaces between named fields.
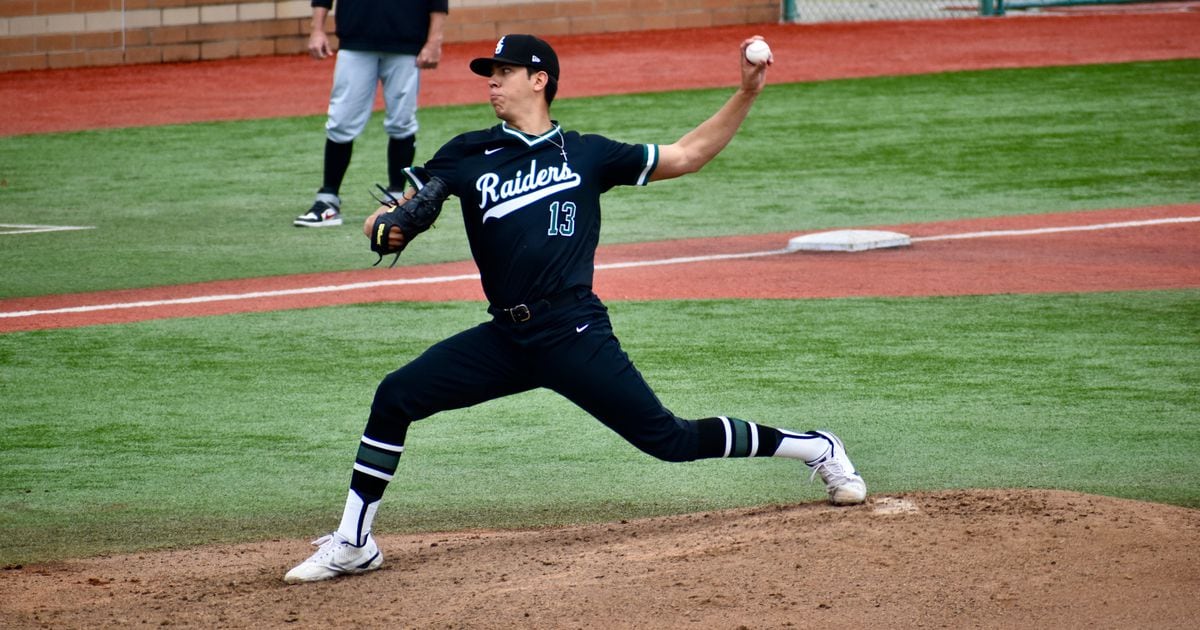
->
xmin=787 ymin=229 xmax=912 ymax=252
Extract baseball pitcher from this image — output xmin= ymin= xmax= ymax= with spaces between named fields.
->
xmin=286 ymin=34 xmax=866 ymax=584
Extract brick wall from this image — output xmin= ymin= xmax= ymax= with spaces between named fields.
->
xmin=0 ymin=0 xmax=780 ymax=73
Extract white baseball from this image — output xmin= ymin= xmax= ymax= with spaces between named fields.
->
xmin=745 ymin=39 xmax=771 ymax=65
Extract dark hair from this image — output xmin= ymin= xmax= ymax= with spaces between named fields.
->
xmin=526 ymin=67 xmax=557 ymax=106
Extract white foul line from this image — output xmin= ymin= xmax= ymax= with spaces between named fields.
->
xmin=1 ymin=215 xmax=1196 ymax=320
xmin=910 ymin=216 xmax=1200 ymax=242
xmin=0 ymin=223 xmax=96 ymax=235
xmin=0 ymin=273 xmax=482 ymax=319
xmin=595 ymin=248 xmax=792 ymax=270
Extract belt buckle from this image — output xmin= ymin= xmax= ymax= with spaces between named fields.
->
xmin=510 ymin=304 xmax=531 ymax=323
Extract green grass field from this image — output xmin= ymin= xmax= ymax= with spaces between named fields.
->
xmin=1 ymin=60 xmax=1196 ymax=298
xmin=1 ymin=60 xmax=1198 ymax=565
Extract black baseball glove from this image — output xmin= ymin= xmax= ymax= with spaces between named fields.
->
xmin=369 ymin=176 xmax=450 ymax=267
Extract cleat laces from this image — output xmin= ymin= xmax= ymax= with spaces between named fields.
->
xmin=306 ymin=534 xmax=341 ymax=561
xmin=809 ymin=457 xmax=849 ymax=486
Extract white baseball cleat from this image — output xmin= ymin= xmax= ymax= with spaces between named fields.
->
xmin=808 ymin=430 xmax=867 ymax=505
xmin=284 ymin=531 xmax=383 ymax=583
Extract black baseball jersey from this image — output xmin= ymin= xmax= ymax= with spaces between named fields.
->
xmin=405 ymin=122 xmax=659 ymax=308
xmin=312 ymin=0 xmax=449 ymax=55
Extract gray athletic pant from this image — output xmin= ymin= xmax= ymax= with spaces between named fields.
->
xmin=326 ymin=49 xmax=421 ymax=143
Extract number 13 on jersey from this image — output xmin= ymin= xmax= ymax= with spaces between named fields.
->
xmin=547 ymin=201 xmax=576 ymax=237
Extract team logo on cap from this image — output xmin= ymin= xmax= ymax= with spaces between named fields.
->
xmin=531 ymin=54 xmax=541 ymax=63
xmin=495 ymin=36 xmax=505 ymax=55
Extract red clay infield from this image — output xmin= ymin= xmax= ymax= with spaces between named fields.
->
xmin=1 ymin=205 xmax=1198 ymax=333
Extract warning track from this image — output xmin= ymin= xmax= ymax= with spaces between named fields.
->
xmin=3 ymin=12 xmax=1199 ymax=137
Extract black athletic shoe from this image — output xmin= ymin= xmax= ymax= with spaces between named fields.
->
xmin=294 ymin=196 xmax=342 ymax=227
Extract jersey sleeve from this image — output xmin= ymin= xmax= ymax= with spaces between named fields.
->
xmin=583 ymin=134 xmax=659 ymax=191
xmin=404 ymin=134 xmax=469 ymax=197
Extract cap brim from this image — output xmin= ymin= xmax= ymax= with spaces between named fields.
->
xmin=470 ymin=56 xmax=526 ymax=77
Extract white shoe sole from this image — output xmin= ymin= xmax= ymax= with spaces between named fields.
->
xmin=828 ymin=477 xmax=867 ymax=505
xmin=293 ymin=218 xmax=343 ymax=227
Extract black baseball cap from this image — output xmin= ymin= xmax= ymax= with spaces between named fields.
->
xmin=470 ymin=34 xmax=559 ymax=82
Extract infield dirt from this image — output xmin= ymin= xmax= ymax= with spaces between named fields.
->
xmin=4 ymin=490 xmax=1199 ymax=628
xmin=2 ymin=9 xmax=1199 ymax=629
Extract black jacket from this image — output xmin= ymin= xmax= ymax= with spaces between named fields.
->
xmin=313 ymin=0 xmax=449 ymax=55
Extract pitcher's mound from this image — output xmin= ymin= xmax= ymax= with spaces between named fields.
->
xmin=3 ymin=489 xmax=1198 ymax=628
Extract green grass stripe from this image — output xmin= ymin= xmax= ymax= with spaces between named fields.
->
xmin=0 ymin=60 xmax=1196 ymax=298
xmin=2 ymin=291 xmax=1197 ymax=563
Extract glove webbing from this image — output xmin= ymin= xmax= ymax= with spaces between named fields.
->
xmin=369 ymin=177 xmax=449 ymax=267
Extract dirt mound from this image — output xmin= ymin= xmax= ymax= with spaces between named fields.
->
xmin=2 ymin=489 xmax=1197 ymax=628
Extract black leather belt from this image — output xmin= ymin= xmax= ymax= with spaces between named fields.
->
xmin=489 ymin=288 xmax=581 ymax=324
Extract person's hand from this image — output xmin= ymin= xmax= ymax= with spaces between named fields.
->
xmin=363 ymin=205 xmax=385 ymax=238
xmin=739 ymin=36 xmax=771 ymax=95
xmin=417 ymin=40 xmax=442 ymax=69
xmin=309 ymin=30 xmax=333 ymax=60
xmin=363 ymin=186 xmax=417 ymax=245
xmin=363 ymin=204 xmax=409 ymax=250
